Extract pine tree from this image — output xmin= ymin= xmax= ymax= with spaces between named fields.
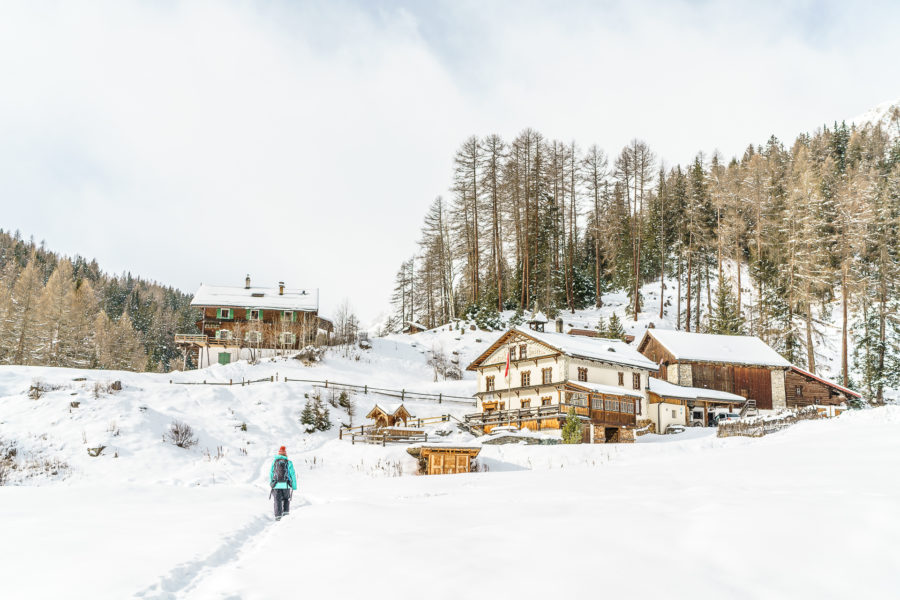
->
xmin=300 ymin=399 xmax=317 ymax=433
xmin=561 ymin=407 xmax=582 ymax=444
xmin=710 ymin=277 xmax=744 ymax=335
xmin=606 ymin=313 xmax=626 ymax=341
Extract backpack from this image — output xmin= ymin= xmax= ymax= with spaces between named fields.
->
xmin=272 ymin=458 xmax=290 ymax=487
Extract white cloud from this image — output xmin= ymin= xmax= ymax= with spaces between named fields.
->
xmin=0 ymin=1 xmax=898 ymax=322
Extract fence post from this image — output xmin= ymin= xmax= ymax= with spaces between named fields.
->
xmin=325 ymin=380 xmax=328 ymax=389
xmin=439 ymin=393 xmax=442 ymax=404
xmin=229 ymin=379 xmax=232 ymax=386
xmin=270 ymin=375 xmax=274 ymax=382
xmin=402 ymin=389 xmax=405 ymax=401
xmin=364 ymin=384 xmax=367 ymax=394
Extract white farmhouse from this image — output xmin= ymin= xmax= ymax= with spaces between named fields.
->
xmin=465 ymin=325 xmax=659 ymax=443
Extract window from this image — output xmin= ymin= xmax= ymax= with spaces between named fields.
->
xmin=542 ymin=368 xmax=552 ymax=384
xmin=671 ymin=409 xmax=677 ymax=419
xmin=795 ymin=386 xmax=803 ymax=397
xmin=282 ymin=311 xmax=294 ymax=322
xmin=618 ymin=372 xmax=624 ymax=386
xmin=605 ymin=398 xmax=616 ymax=411
xmin=218 ymin=308 xmax=232 ymax=320
xmin=519 ymin=344 xmax=528 ymax=359
xmin=509 ymin=347 xmax=516 ymax=361
xmin=520 ymin=399 xmax=531 ymax=409
xmin=486 ymin=376 xmax=495 ymax=392
xmin=591 ymin=396 xmax=603 ymax=410
xmin=541 ymin=397 xmax=552 ymax=406
xmin=279 ymin=332 xmax=295 ymax=345
xmin=578 ymin=367 xmax=588 ymax=382
xmin=623 ymin=401 xmax=635 ymax=414
xmin=248 ymin=309 xmax=262 ymax=321
xmin=633 ymin=373 xmax=641 ymax=390
xmin=245 ymin=331 xmax=261 ymax=343
xmin=521 ymin=371 xmax=531 ymax=387
xmin=217 ymin=329 xmax=232 ymax=341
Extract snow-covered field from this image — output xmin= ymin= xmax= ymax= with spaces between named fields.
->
xmin=2 ymin=313 xmax=899 ymax=599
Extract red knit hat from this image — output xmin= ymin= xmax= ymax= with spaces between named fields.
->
xmin=278 ymin=446 xmax=287 ymax=455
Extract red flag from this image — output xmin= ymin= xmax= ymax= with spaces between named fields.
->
xmin=504 ymin=349 xmax=510 ymax=378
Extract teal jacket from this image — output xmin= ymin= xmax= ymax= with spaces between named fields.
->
xmin=269 ymin=456 xmax=297 ymax=490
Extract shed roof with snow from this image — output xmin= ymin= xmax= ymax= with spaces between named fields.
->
xmin=648 ymin=377 xmax=746 ymax=403
xmin=638 ymin=329 xmax=791 ymax=368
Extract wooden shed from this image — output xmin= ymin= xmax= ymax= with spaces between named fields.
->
xmin=410 ymin=446 xmax=481 ymax=475
xmin=785 ymin=366 xmax=861 ymax=407
xmin=365 ymin=403 xmax=412 ymax=429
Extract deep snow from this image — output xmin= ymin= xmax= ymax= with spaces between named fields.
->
xmin=1 ymin=294 xmax=898 ymax=599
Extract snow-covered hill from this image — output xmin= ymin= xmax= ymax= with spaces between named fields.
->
xmin=2 ymin=290 xmax=898 ymax=598
xmin=850 ymin=97 xmax=900 ymax=137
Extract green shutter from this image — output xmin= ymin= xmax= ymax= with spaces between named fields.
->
xmin=216 ymin=308 xmax=222 ymax=319
xmin=292 ymin=312 xmax=297 ymax=323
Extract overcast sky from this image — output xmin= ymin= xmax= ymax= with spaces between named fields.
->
xmin=1 ymin=1 xmax=898 ymax=323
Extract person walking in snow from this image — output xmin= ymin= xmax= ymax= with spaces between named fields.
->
xmin=269 ymin=446 xmax=297 ymax=520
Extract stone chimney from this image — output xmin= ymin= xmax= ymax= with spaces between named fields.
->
xmin=555 ymin=317 xmax=563 ymax=333
xmin=245 ymin=274 xmax=251 ymax=289
xmin=278 ymin=281 xmax=285 ymax=295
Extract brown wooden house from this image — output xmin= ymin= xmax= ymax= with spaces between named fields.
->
xmin=785 ymin=366 xmax=861 ymax=408
xmin=175 ymin=276 xmax=332 ymax=368
xmin=638 ymin=330 xmax=792 ymax=412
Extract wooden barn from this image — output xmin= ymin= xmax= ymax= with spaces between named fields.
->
xmin=366 ymin=403 xmax=412 ymax=429
xmin=638 ymin=330 xmax=792 ymax=412
xmin=174 ymin=275 xmax=332 ymax=368
xmin=785 ymin=366 xmax=861 ymax=408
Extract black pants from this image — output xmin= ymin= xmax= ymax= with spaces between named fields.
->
xmin=274 ymin=488 xmax=291 ymax=517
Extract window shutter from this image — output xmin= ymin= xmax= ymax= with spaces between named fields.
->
xmin=292 ymin=312 xmax=297 ymax=323
xmin=216 ymin=308 xmax=222 ymax=319
xmin=246 ymin=309 xmax=251 ymax=320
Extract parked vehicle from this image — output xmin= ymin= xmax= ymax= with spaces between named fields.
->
xmin=713 ymin=413 xmax=741 ymax=426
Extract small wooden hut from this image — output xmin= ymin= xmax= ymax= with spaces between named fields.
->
xmin=408 ymin=445 xmax=481 ymax=475
xmin=365 ymin=403 xmax=412 ymax=429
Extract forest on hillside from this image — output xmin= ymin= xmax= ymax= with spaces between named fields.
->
xmin=0 ymin=230 xmax=196 ymax=372
xmin=391 ymin=110 xmax=900 ymax=400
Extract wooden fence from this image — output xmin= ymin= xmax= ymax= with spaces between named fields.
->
xmin=717 ymin=406 xmax=822 ymax=438
xmin=168 ymin=374 xmax=476 ymax=406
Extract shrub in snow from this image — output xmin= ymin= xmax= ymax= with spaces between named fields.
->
xmin=294 ymin=345 xmax=325 ymax=363
xmin=166 ymin=420 xmax=198 ymax=449
xmin=561 ymin=408 xmax=583 ymax=444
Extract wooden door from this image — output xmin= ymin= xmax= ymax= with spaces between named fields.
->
xmin=455 ymin=455 xmax=469 ymax=473
xmin=430 ymin=454 xmax=444 ymax=475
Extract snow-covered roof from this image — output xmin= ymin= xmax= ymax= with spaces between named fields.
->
xmin=191 ymin=284 xmax=318 ymax=312
xmin=516 ymin=326 xmax=659 ymax=370
xmin=641 ymin=329 xmax=791 ymax=368
xmin=789 ymin=366 xmax=861 ymax=398
xmin=368 ymin=403 xmax=409 ymax=417
xmin=567 ymin=381 xmax=644 ymax=398
xmin=528 ymin=311 xmax=548 ymax=323
xmin=405 ymin=321 xmax=429 ymax=331
xmin=649 ymin=378 xmax=746 ymax=403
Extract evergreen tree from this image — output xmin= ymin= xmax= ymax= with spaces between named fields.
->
xmin=606 ymin=313 xmax=626 ymax=340
xmin=561 ymin=407 xmax=582 ymax=444
xmin=300 ymin=399 xmax=317 ymax=433
xmin=709 ymin=278 xmax=744 ymax=335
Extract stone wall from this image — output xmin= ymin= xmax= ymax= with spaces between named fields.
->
xmin=678 ymin=363 xmax=693 ymax=386
xmin=771 ymin=368 xmax=787 ymax=410
xmin=635 ymin=418 xmax=656 ymax=436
